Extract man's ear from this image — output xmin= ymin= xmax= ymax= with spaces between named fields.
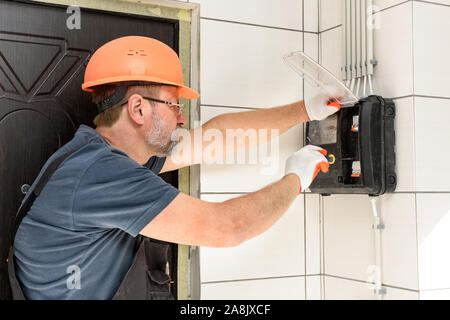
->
xmin=127 ymin=94 xmax=145 ymax=125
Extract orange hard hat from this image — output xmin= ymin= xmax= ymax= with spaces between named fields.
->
xmin=82 ymin=36 xmax=199 ymax=100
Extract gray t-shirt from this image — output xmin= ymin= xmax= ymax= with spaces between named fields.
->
xmin=13 ymin=125 xmax=180 ymax=299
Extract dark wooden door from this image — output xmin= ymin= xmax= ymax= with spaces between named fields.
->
xmin=0 ymin=0 xmax=179 ymax=299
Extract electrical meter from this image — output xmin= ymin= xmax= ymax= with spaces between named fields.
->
xmin=306 ymin=95 xmax=396 ymax=196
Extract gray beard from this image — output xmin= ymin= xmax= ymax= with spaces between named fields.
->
xmin=145 ymin=110 xmax=178 ymax=157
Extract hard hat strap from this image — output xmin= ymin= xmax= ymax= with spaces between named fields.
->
xmin=96 ymin=81 xmax=176 ymax=114
xmin=96 ymin=85 xmax=128 ymax=114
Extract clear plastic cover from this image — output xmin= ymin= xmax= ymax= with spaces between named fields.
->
xmin=283 ymin=51 xmax=359 ymax=107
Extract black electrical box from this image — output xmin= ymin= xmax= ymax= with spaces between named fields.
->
xmin=306 ymin=95 xmax=396 ymax=196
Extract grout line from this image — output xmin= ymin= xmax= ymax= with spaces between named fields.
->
xmin=413 ymin=94 xmax=450 ymax=100
xmin=317 ymin=0 xmax=321 ymax=137
xmin=302 ymin=0 xmax=308 ymax=301
xmin=201 ymin=274 xmax=312 ymax=285
xmin=412 ymin=0 xmax=420 ymax=278
xmin=412 ymin=1 xmax=416 ymax=97
xmin=318 ymin=24 xmax=343 ymax=34
xmin=200 ymin=191 xmax=450 ymax=196
xmin=394 ymin=191 xmax=450 ymax=194
xmin=392 ymin=95 xmax=415 ymax=100
xmin=323 ymin=274 xmax=420 ymax=292
xmin=414 ymin=192 xmax=421 ymax=292
xmin=202 ymin=96 xmax=450 ymax=111
xmin=200 ymin=192 xmax=248 ymax=195
xmin=323 ymin=274 xmax=368 ymax=288
xmin=371 ymin=0 xmax=411 ymax=15
xmin=413 ymin=0 xmax=450 ymax=8
xmin=420 ymin=287 xmax=450 ymax=292
xmin=320 ymin=194 xmax=325 ymax=299
xmin=412 ymin=0 xmax=420 ymax=293
xmin=200 ymin=17 xmax=305 ymax=33
xmin=201 ymin=104 xmax=258 ymax=110
xmin=390 ymin=94 xmax=450 ymax=101
xmin=368 ymin=0 xmax=450 ymax=16
xmin=302 ymin=30 xmax=320 ymax=35
xmin=202 ymin=189 xmax=450 ymax=195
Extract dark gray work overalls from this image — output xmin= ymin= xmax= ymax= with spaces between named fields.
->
xmin=7 ymin=149 xmax=175 ymax=300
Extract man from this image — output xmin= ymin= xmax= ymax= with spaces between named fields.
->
xmin=11 ymin=36 xmax=338 ymax=299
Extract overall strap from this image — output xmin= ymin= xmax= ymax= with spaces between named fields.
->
xmin=11 ymin=148 xmax=80 ymax=243
xmin=8 ymin=147 xmax=80 ymax=300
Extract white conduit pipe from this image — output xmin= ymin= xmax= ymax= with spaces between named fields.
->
xmin=368 ymin=74 xmax=374 ymax=95
xmin=369 ymin=196 xmax=386 ymax=299
xmin=346 ymin=80 xmax=351 ymax=88
xmin=363 ymin=75 xmax=367 ymax=98
xmin=355 ymin=77 xmax=361 ymax=98
xmin=350 ymin=78 xmax=355 ymax=93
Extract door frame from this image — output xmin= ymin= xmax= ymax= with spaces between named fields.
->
xmin=27 ymin=0 xmax=202 ymax=300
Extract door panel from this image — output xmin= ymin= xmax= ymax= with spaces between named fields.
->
xmin=0 ymin=0 xmax=179 ymax=299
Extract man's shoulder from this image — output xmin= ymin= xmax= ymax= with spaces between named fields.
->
xmin=73 ymin=143 xmax=138 ymax=173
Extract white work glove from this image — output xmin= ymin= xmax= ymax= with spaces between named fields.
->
xmin=285 ymin=145 xmax=330 ymax=193
xmin=304 ymin=89 xmax=342 ymax=121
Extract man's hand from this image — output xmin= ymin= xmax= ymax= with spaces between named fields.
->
xmin=304 ymin=91 xmax=341 ymax=121
xmin=285 ymin=145 xmax=330 ymax=193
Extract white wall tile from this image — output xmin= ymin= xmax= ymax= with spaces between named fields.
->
xmin=320 ymin=26 xmax=343 ymax=79
xmin=306 ymin=194 xmax=321 ymax=275
xmin=415 ymin=97 xmax=450 ymax=192
xmin=325 ymin=278 xmax=419 ymax=300
xmin=379 ymin=193 xmax=419 ymax=290
xmin=304 ymin=0 xmax=319 ymax=32
xmin=384 ymin=287 xmax=419 ymax=300
xmin=393 ymin=97 xmax=416 ymax=192
xmin=417 ymin=194 xmax=450 ymax=290
xmin=421 ymin=0 xmax=450 ymax=5
xmin=323 ymin=195 xmax=375 ymax=282
xmin=304 ymin=33 xmax=320 ymax=107
xmin=372 ymin=1 xmax=413 ymax=98
xmin=200 ymin=106 xmax=303 ymax=193
xmin=200 ymin=19 xmax=303 ymax=109
xmin=324 ymin=194 xmax=419 ymax=290
xmin=420 ymin=289 xmax=450 ymax=300
xmin=193 ymin=0 xmax=303 ymax=30
xmin=201 ymin=277 xmax=306 ymax=300
xmin=304 ymin=33 xmax=319 ymax=63
xmin=199 ymin=194 xmax=305 ymax=282
xmin=306 ymin=275 xmax=322 ymax=300
xmin=320 ymin=0 xmax=342 ymax=32
xmin=324 ymin=276 xmax=376 ymax=300
xmin=372 ymin=0 xmax=406 ymax=12
xmin=413 ymin=1 xmax=450 ymax=98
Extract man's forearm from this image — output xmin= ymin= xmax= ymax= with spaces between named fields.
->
xmin=163 ymin=101 xmax=309 ymax=171
xmin=219 ymin=174 xmax=300 ymax=244
xmin=198 ymin=100 xmax=309 ymax=160
xmin=203 ymin=100 xmax=309 ymax=139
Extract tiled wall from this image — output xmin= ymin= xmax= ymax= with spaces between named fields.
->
xmin=183 ymin=0 xmax=318 ymax=299
xmin=319 ymin=0 xmax=450 ymax=300
xmin=178 ymin=0 xmax=450 ymax=300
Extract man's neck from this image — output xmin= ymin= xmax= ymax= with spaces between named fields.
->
xmin=96 ymin=126 xmax=155 ymax=165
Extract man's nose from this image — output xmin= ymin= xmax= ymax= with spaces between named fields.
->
xmin=177 ymin=113 xmax=187 ymax=127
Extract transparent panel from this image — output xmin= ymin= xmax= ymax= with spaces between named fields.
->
xmin=283 ymin=51 xmax=359 ymax=107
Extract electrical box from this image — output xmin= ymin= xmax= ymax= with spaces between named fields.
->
xmin=306 ymin=95 xmax=396 ymax=196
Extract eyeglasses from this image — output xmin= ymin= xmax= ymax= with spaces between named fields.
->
xmin=121 ymin=97 xmax=184 ymax=115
